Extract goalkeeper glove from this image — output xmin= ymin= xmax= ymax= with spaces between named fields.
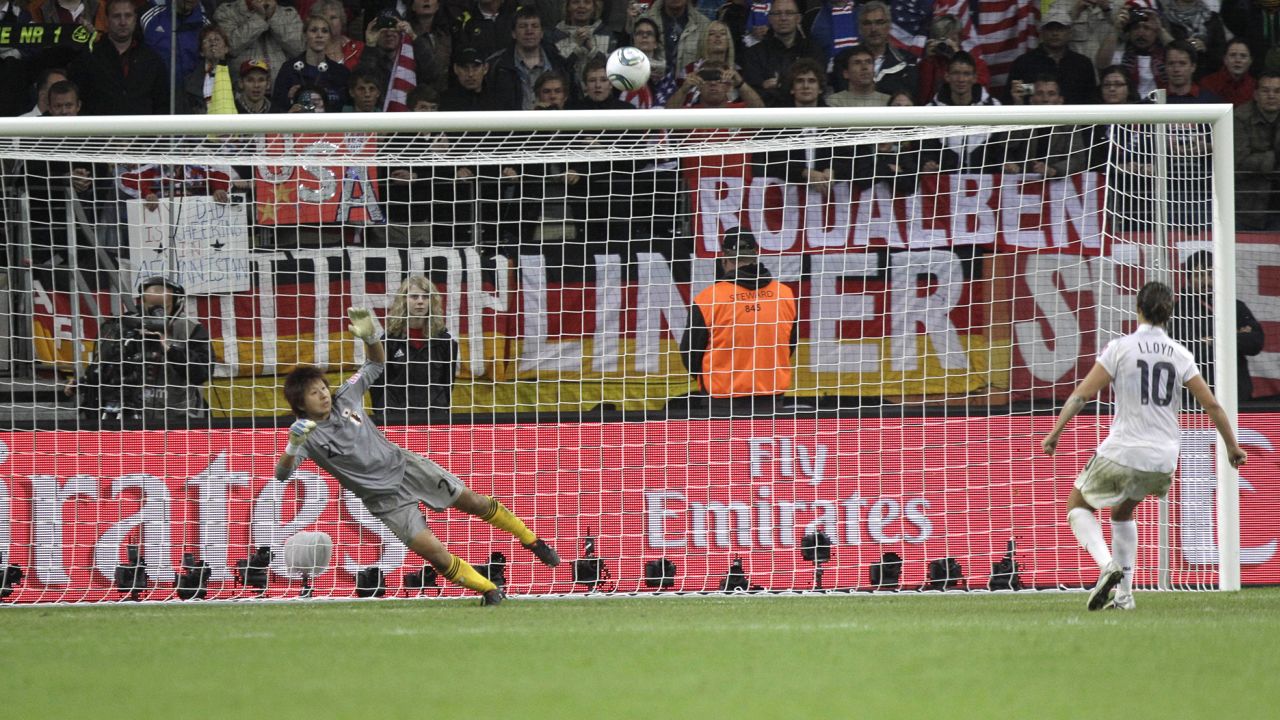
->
xmin=348 ymin=307 xmax=382 ymax=345
xmin=286 ymin=418 xmax=316 ymax=456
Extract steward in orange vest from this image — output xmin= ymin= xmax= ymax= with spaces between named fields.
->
xmin=680 ymin=230 xmax=798 ymax=398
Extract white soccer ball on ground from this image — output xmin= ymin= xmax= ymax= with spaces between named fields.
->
xmin=607 ymin=46 xmax=651 ymax=91
xmin=284 ymin=530 xmax=333 ymax=579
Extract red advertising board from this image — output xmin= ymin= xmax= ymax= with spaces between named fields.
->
xmin=2 ymin=414 xmax=1276 ymax=603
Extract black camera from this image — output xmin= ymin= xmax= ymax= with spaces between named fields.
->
xmin=176 ymin=552 xmax=211 ymax=600
xmin=643 ymin=558 xmax=677 ymax=588
xmin=294 ymin=89 xmax=322 ymax=113
xmin=114 ymin=544 xmax=150 ymax=600
xmin=800 ymin=531 xmax=832 ymax=564
xmin=0 ymin=553 xmax=23 ymax=601
xmin=1124 ymin=8 xmax=1150 ymax=32
xmin=234 ymin=545 xmax=272 ymax=593
xmin=697 ymin=68 xmax=722 ymax=83
xmin=930 ymin=40 xmax=955 ymax=59
xmin=355 ymin=566 xmax=386 ymax=597
xmin=373 ymin=10 xmax=399 ymax=29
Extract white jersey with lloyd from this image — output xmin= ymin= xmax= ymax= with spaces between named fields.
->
xmin=1096 ymin=324 xmax=1199 ymax=473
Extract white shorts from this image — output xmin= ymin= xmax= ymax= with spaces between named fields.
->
xmin=1074 ymin=454 xmax=1173 ymax=509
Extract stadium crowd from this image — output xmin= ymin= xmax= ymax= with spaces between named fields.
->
xmin=1 ymin=0 xmax=1276 ymax=420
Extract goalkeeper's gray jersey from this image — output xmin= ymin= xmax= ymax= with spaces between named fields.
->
xmin=296 ymin=361 xmax=407 ymax=512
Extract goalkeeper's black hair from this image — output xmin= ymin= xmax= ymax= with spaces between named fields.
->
xmin=283 ymin=365 xmax=328 ymax=417
xmin=1136 ymin=281 xmax=1173 ymax=326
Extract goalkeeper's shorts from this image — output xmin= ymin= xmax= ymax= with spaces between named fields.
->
xmin=1074 ymin=454 xmax=1173 ymax=509
xmin=372 ymin=450 xmax=467 ymax=544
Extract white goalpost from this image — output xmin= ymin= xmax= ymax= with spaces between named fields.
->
xmin=0 ymin=104 xmax=1240 ymax=603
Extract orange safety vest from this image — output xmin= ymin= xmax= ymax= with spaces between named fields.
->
xmin=692 ymin=279 xmax=797 ymax=398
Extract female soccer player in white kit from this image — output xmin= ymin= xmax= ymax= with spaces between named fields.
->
xmin=1042 ymin=282 xmax=1247 ymax=611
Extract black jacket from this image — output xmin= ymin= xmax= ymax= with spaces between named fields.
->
xmin=78 ymin=310 xmax=212 ymax=420
xmin=1170 ymin=297 xmax=1265 ymax=401
xmin=72 ymin=38 xmax=171 ymax=116
xmin=372 ymin=328 xmax=458 ymax=420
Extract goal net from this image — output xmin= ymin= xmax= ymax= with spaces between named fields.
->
xmin=0 ymin=105 xmax=1241 ymax=603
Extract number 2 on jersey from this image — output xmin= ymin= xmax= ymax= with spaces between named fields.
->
xmin=1137 ymin=359 xmax=1176 ymax=407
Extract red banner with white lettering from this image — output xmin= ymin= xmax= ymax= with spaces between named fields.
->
xmin=254 ymin=133 xmax=384 ymax=226
xmin=2 ymin=414 xmax=1275 ymax=603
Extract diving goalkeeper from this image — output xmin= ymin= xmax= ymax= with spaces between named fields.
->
xmin=275 ymin=307 xmax=560 ymax=606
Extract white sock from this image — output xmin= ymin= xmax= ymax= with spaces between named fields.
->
xmin=1111 ymin=519 xmax=1137 ymax=597
xmin=1068 ymin=507 xmax=1113 ymax=569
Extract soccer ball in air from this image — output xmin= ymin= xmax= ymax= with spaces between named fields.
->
xmin=284 ymin=531 xmax=333 ymax=579
xmin=607 ymin=46 xmax=651 ymax=91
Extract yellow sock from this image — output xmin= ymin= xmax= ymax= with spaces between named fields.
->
xmin=480 ymin=496 xmax=537 ymax=545
xmin=441 ymin=555 xmax=496 ymax=593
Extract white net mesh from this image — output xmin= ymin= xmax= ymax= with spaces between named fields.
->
xmin=0 ymin=108 xmax=1236 ymax=602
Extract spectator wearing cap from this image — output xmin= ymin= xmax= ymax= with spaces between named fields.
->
xmin=271 ymin=13 xmax=351 ymax=112
xmin=235 ymin=58 xmax=272 ymax=112
xmin=71 ymin=0 xmax=170 ymax=114
xmin=1006 ymin=8 xmax=1097 ymax=104
xmin=680 ymin=229 xmax=798 ymax=408
xmin=141 ymin=0 xmax=210 ymax=87
xmin=439 ymin=46 xmax=502 ymax=110
xmin=180 ymin=24 xmax=230 ymax=113
xmin=486 ymin=5 xmax=574 ymax=110
xmin=216 ymin=0 xmax=303 ymax=90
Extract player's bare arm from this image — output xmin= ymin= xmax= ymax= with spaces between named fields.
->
xmin=1042 ymin=362 xmax=1113 ymax=456
xmin=1185 ymin=374 xmax=1248 ymax=468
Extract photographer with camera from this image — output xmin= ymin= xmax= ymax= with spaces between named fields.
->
xmin=65 ymin=276 xmax=212 ymax=424
xmin=1095 ymin=2 xmax=1172 ymax=98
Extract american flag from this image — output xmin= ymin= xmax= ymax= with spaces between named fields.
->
xmin=889 ymin=0 xmax=1040 ymax=93
xmin=384 ymin=33 xmax=417 ymax=112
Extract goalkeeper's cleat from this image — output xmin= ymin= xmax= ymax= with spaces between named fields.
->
xmin=480 ymin=588 xmax=505 ymax=607
xmin=1104 ymin=594 xmax=1136 ymax=611
xmin=522 ymin=538 xmax=561 ymax=568
xmin=1087 ymin=560 xmax=1124 ymax=611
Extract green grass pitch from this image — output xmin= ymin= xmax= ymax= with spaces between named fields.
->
xmin=3 ymin=588 xmax=1278 ymax=719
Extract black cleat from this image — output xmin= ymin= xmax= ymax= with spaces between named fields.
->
xmin=480 ymin=588 xmax=505 ymax=607
xmin=522 ymin=538 xmax=561 ymax=568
